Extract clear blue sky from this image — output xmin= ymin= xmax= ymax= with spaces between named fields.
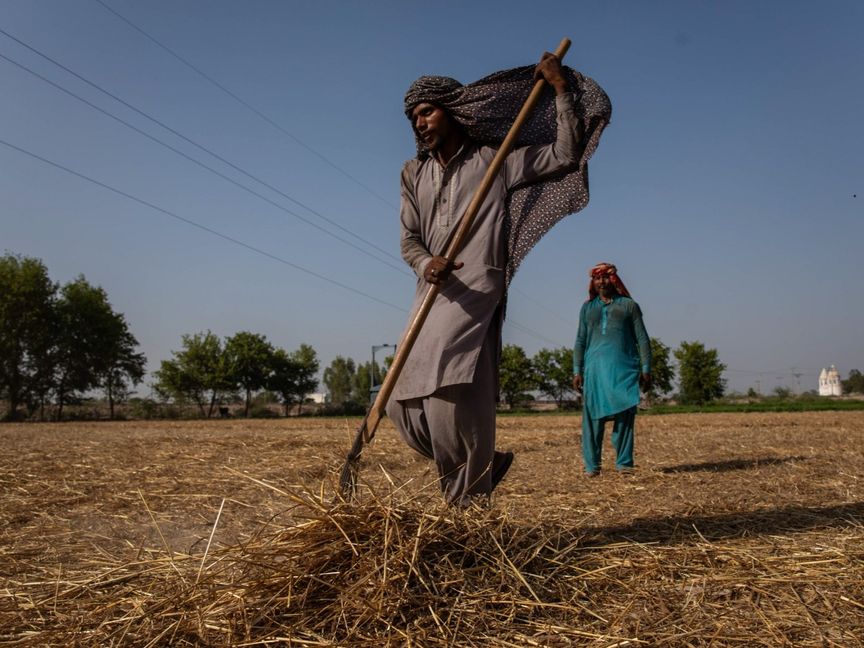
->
xmin=2 ymin=0 xmax=862 ymax=395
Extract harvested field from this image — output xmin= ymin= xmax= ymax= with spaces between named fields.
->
xmin=1 ymin=412 xmax=863 ymax=646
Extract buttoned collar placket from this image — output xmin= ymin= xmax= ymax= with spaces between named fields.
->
xmin=598 ymin=294 xmax=617 ymax=335
xmin=431 ymin=143 xmax=467 ymax=231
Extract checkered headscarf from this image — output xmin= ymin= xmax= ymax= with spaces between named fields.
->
xmin=403 ymin=64 xmax=611 ymax=285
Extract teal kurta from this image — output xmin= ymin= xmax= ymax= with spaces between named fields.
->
xmin=573 ymin=296 xmax=651 ymax=419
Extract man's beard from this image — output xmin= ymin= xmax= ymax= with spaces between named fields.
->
xmin=423 ymin=133 xmax=442 ymax=151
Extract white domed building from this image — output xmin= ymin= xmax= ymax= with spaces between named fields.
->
xmin=818 ymin=365 xmax=842 ymax=396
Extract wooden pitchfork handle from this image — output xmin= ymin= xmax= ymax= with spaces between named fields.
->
xmin=340 ymin=37 xmax=571 ymax=496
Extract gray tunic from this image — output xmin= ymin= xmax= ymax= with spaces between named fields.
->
xmin=393 ymin=92 xmax=582 ymax=401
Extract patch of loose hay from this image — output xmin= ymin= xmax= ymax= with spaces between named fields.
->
xmin=5 ymin=485 xmax=864 ymax=647
xmin=2 ymin=413 xmax=863 ymax=646
xmin=3 ymin=488 xmax=624 ymax=647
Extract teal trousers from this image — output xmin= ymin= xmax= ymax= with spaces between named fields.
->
xmin=581 ymin=405 xmax=636 ymax=474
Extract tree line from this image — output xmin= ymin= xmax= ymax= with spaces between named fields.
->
xmin=4 ymin=253 xmax=862 ymax=421
xmin=1 ymin=254 xmax=145 ymax=421
xmin=317 ymin=337 xmax=728 ymax=411
xmin=153 ymin=332 xmax=318 ymax=418
xmin=495 ymin=338 xmax=726 ymax=408
xmin=0 ymin=253 xmax=321 ymax=421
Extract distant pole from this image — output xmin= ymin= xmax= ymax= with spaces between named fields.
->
xmin=370 ymin=344 xmax=396 ymax=403
xmin=791 ymin=368 xmax=803 ymax=394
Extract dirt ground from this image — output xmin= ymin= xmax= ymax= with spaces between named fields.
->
xmin=1 ymin=411 xmax=863 ymax=646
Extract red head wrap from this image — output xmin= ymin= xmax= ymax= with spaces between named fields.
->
xmin=588 ymin=262 xmax=630 ymax=300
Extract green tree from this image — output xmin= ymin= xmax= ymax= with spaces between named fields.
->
xmin=533 ymin=347 xmax=574 ymax=408
xmin=99 ymin=321 xmax=147 ymax=420
xmin=25 ymin=326 xmax=57 ymax=421
xmin=0 ymin=254 xmax=56 ymax=421
xmin=674 ymin=340 xmax=726 ymax=405
xmin=773 ymin=385 xmax=793 ymax=399
xmin=154 ymin=331 xmax=232 ymax=417
xmin=268 ymin=350 xmax=302 ymax=416
xmin=499 ymin=344 xmax=536 ymax=409
xmin=53 ymin=277 xmax=124 ymax=419
xmin=290 ymin=343 xmax=319 ymax=414
xmin=842 ymin=369 xmax=864 ymax=395
xmin=224 ymin=331 xmax=275 ymax=418
xmin=268 ymin=343 xmax=319 ymax=415
xmin=323 ymin=355 xmax=356 ymax=406
xmin=352 ymin=360 xmax=384 ymax=404
xmin=154 ymin=357 xmax=199 ymax=413
xmin=646 ymin=337 xmax=675 ymax=402
xmin=52 ymin=276 xmax=146 ymax=420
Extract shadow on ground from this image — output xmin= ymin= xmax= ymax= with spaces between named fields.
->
xmin=658 ymin=455 xmax=808 ymax=474
xmin=580 ymin=500 xmax=864 ymax=545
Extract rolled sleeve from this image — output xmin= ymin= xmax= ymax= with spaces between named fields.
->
xmin=503 ymin=92 xmax=582 ymax=190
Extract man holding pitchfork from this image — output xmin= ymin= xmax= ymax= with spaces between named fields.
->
xmin=386 ymin=51 xmax=611 ymax=505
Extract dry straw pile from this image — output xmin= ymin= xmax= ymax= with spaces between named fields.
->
xmin=8 ymin=488 xmax=630 ymax=646
xmin=2 ymin=413 xmax=864 ymax=646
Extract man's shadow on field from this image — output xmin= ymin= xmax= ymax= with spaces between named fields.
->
xmin=577 ymin=501 xmax=864 ymax=546
xmin=658 ymin=455 xmax=808 ymax=474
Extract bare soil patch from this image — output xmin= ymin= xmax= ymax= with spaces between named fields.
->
xmin=1 ymin=412 xmax=862 ymax=646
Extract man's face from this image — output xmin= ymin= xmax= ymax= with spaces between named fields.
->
xmin=592 ymin=274 xmax=615 ymax=298
xmin=411 ymin=102 xmax=457 ymax=151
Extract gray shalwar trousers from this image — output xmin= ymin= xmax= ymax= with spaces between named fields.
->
xmin=386 ymin=326 xmax=504 ymax=505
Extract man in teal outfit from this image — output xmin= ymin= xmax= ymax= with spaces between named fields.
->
xmin=572 ymin=263 xmax=651 ymax=476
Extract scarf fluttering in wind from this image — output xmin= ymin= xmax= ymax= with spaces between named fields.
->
xmin=403 ymin=65 xmax=612 ymax=285
xmin=588 ymin=262 xmax=631 ymax=300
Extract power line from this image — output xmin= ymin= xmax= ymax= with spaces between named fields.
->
xmin=0 ymin=31 xmax=579 ymax=350
xmin=0 ymin=49 xmax=409 ymax=278
xmin=2 ymin=56 xmax=566 ymax=352
xmin=505 ymin=320 xmax=568 ymax=348
xmin=0 ymin=56 xmax=408 ymax=280
xmin=724 ymin=368 xmax=820 ymax=377
xmin=82 ymin=7 xmax=590 ymax=349
xmin=92 ymin=0 xmax=398 ymax=211
xmin=1 ymin=134 xmax=570 ymax=350
xmin=0 ymin=136 xmax=407 ymax=313
xmin=86 ymin=5 xmax=595 ymax=344
xmin=509 ymin=285 xmax=575 ymax=327
xmin=0 ymin=27 xmax=406 ymax=272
